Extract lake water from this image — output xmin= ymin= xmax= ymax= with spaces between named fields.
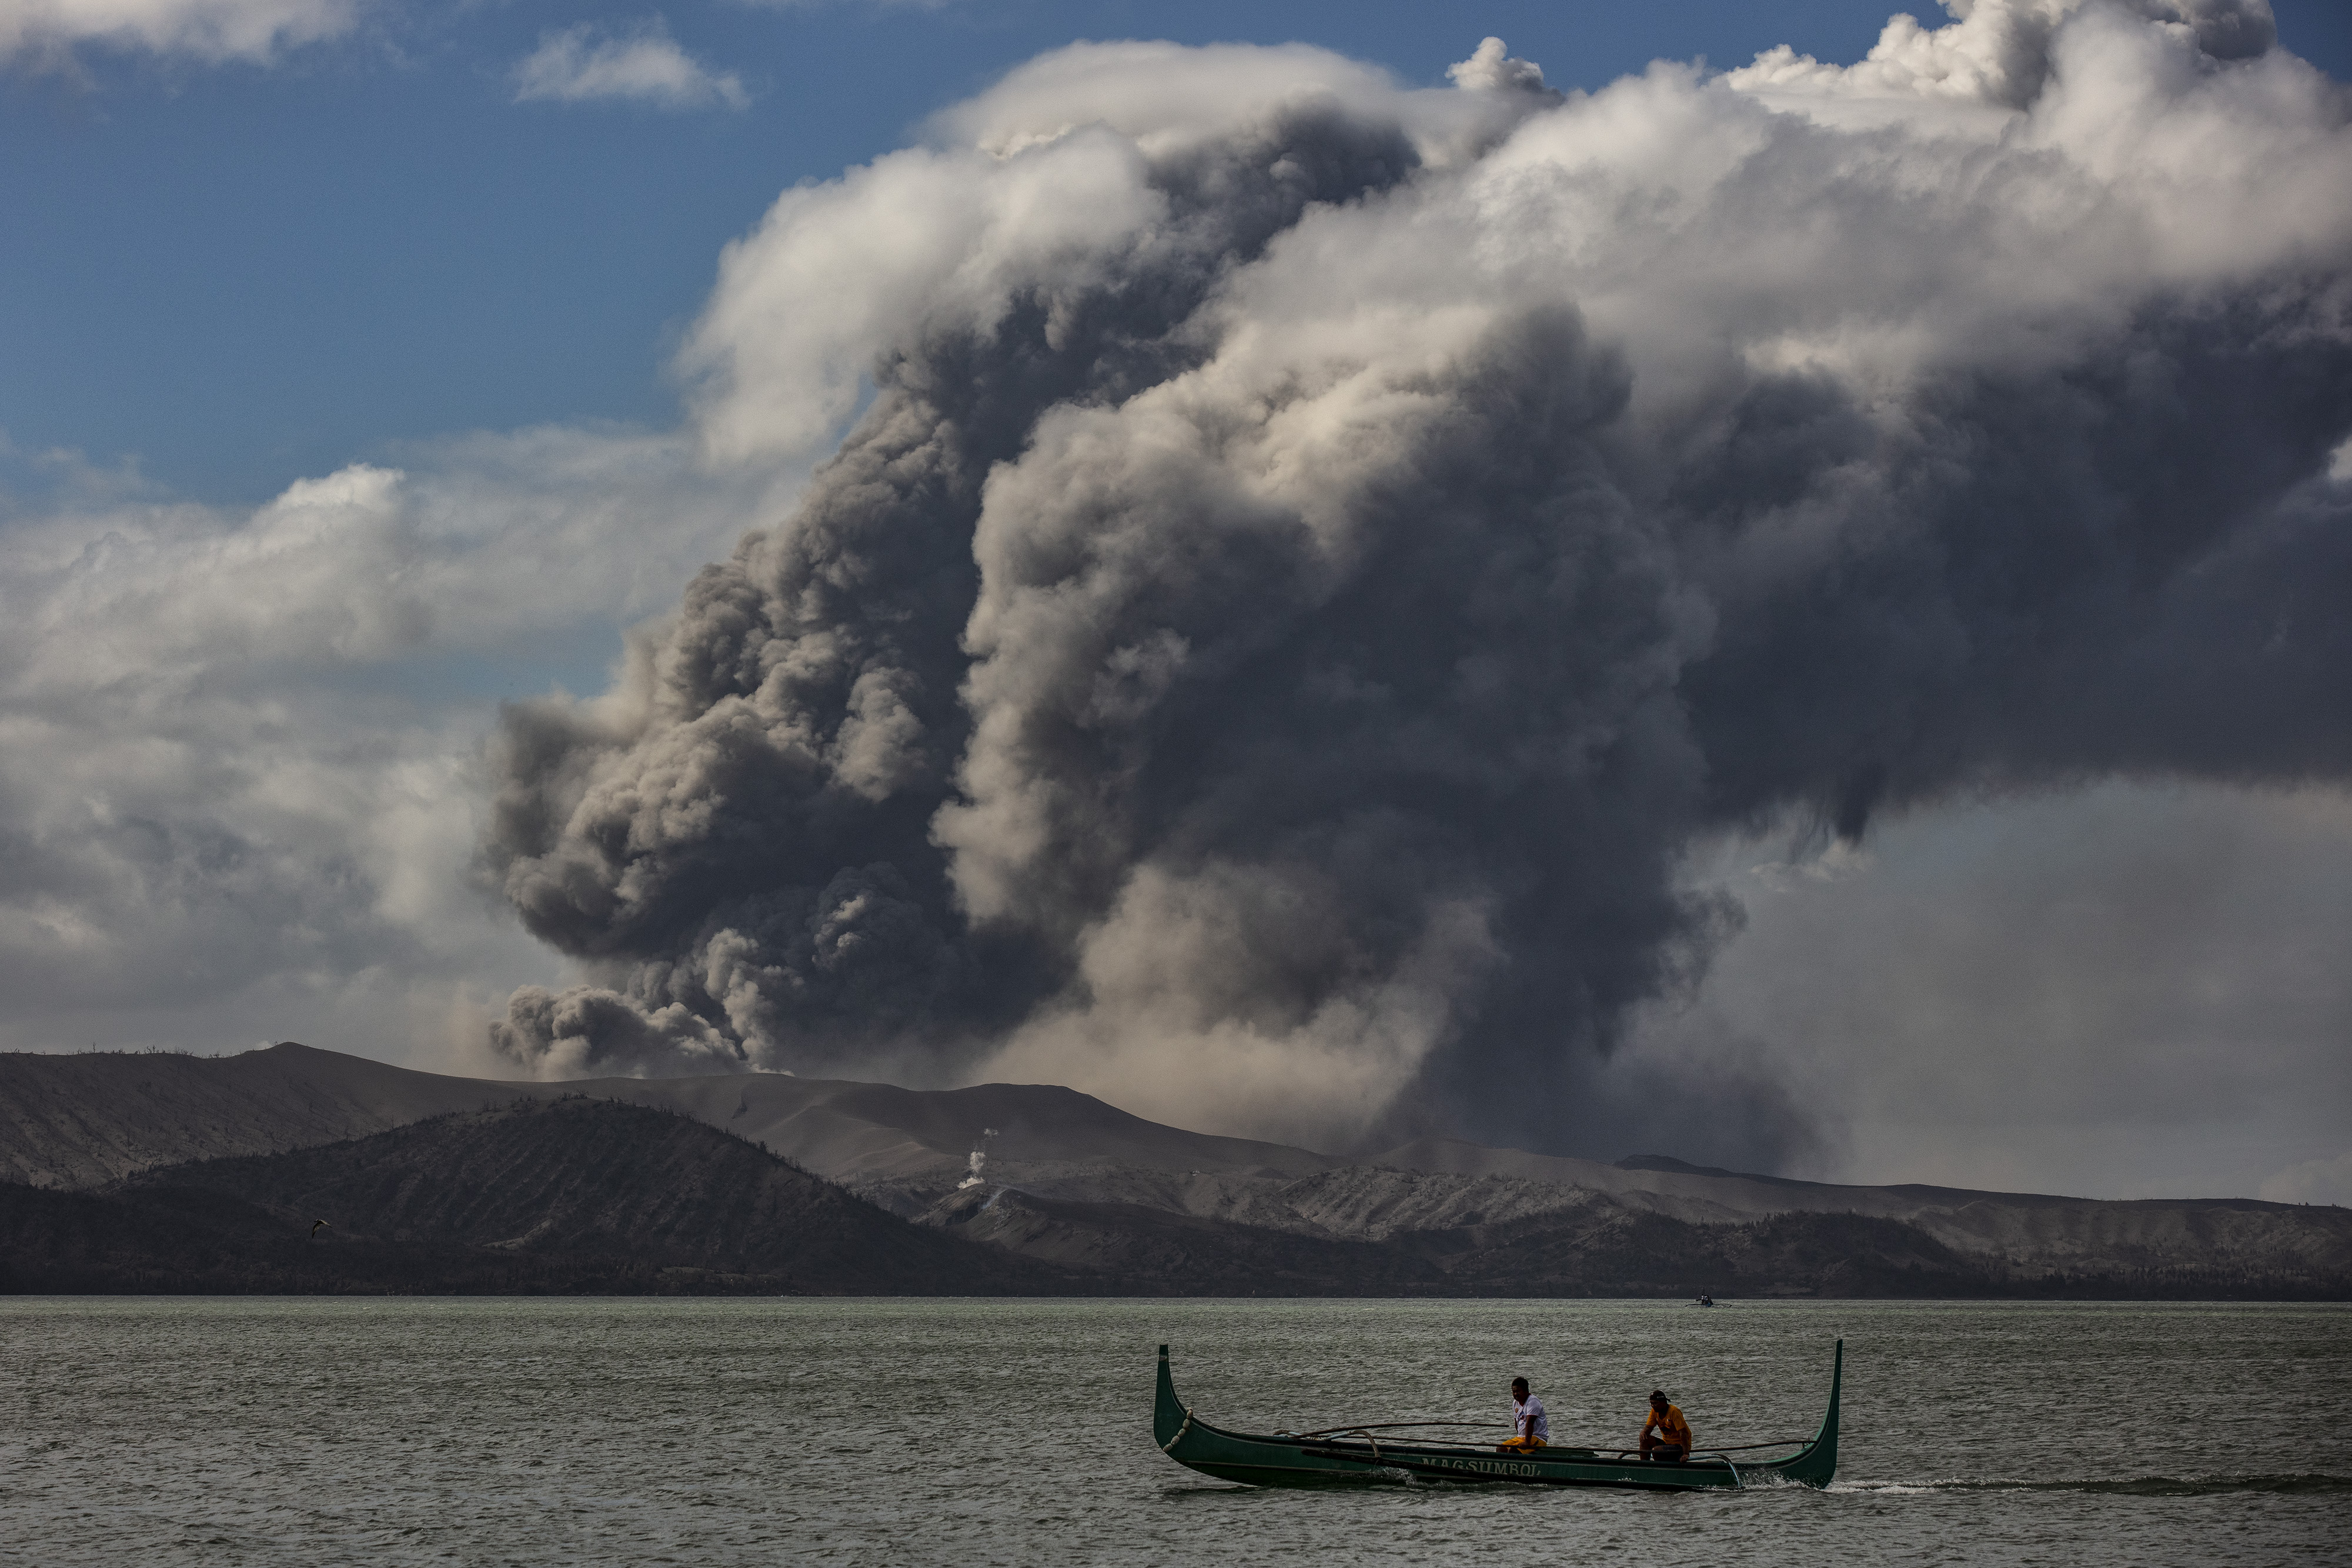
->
xmin=3 ymin=1298 xmax=2344 ymax=1565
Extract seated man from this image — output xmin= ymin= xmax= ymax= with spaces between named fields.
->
xmin=1639 ymin=1389 xmax=1692 ymax=1462
xmin=1496 ymin=1376 xmax=1548 ymax=1453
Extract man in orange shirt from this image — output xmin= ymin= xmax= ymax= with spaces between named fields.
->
xmin=1639 ymin=1389 xmax=1691 ymax=1462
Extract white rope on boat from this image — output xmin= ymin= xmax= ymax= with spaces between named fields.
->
xmin=1159 ymin=1409 xmax=1194 ymax=1453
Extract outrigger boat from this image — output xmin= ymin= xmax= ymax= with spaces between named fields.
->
xmin=1154 ymin=1339 xmax=1841 ymax=1491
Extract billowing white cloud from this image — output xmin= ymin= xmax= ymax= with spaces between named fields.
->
xmin=1446 ymin=34 xmax=1553 ymax=95
xmin=0 ymin=0 xmax=355 ymax=62
xmin=680 ymin=39 xmax=1549 ymax=463
xmin=0 ymin=424 xmax=800 ymax=1068
xmin=1730 ymin=0 xmax=2278 ymax=110
xmin=513 ymin=21 xmax=747 ymax=111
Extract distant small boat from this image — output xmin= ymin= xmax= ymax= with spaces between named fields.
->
xmin=1153 ymin=1340 xmax=1841 ymax=1491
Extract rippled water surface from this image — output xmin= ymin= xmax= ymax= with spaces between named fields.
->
xmin=4 ymin=1298 xmax=2345 ymax=1565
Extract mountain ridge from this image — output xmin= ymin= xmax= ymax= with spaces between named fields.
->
xmin=2 ymin=1098 xmax=1070 ymax=1295
xmin=4 ymin=1043 xmax=2344 ymax=1297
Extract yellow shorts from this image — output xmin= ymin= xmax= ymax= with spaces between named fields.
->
xmin=1496 ymin=1436 xmax=1549 ymax=1453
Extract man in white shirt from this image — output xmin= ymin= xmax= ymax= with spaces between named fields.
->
xmin=1498 ymin=1376 xmax=1548 ymax=1452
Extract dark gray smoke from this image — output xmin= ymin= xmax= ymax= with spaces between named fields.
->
xmin=481 ymin=9 xmax=2352 ymax=1159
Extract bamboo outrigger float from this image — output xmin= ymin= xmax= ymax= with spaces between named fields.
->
xmin=1154 ymin=1339 xmax=1842 ymax=1491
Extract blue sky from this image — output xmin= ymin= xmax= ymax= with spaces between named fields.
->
xmin=2 ymin=1 xmax=2348 ymax=1202
xmin=9 ymin=1 xmax=2343 ymax=507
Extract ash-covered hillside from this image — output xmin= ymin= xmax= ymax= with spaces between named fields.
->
xmin=4 ymin=1045 xmax=2346 ymax=1298
xmin=0 ymin=1098 xmax=1069 ymax=1295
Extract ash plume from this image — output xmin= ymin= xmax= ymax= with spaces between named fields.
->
xmin=482 ymin=5 xmax=2352 ymax=1160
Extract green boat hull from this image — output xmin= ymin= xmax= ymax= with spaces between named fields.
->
xmin=1153 ymin=1339 xmax=1841 ymax=1492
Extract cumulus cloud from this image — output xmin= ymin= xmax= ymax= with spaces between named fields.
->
xmin=1729 ymin=0 xmax=2278 ymax=111
xmin=0 ymin=424 xmax=796 ymax=1066
xmin=1446 ymin=35 xmax=1558 ymax=97
xmin=0 ymin=0 xmax=355 ymax=63
xmin=482 ymin=5 xmax=2352 ymax=1159
xmin=513 ymin=21 xmax=747 ymax=111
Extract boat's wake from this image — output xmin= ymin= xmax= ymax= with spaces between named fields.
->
xmin=1835 ymin=1475 xmax=2352 ymax=1497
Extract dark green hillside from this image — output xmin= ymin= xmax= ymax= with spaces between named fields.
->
xmin=1 ymin=1098 xmax=1068 ymax=1295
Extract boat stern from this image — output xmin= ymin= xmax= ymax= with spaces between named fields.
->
xmin=1155 ymin=1344 xmax=1190 ymax=1450
xmin=1773 ymin=1338 xmax=1842 ymax=1488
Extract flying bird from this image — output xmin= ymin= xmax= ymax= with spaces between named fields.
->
xmin=309 ymin=1219 xmax=330 ymax=1238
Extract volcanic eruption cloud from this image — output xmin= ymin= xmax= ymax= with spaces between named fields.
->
xmin=481 ymin=2 xmax=2352 ymax=1159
